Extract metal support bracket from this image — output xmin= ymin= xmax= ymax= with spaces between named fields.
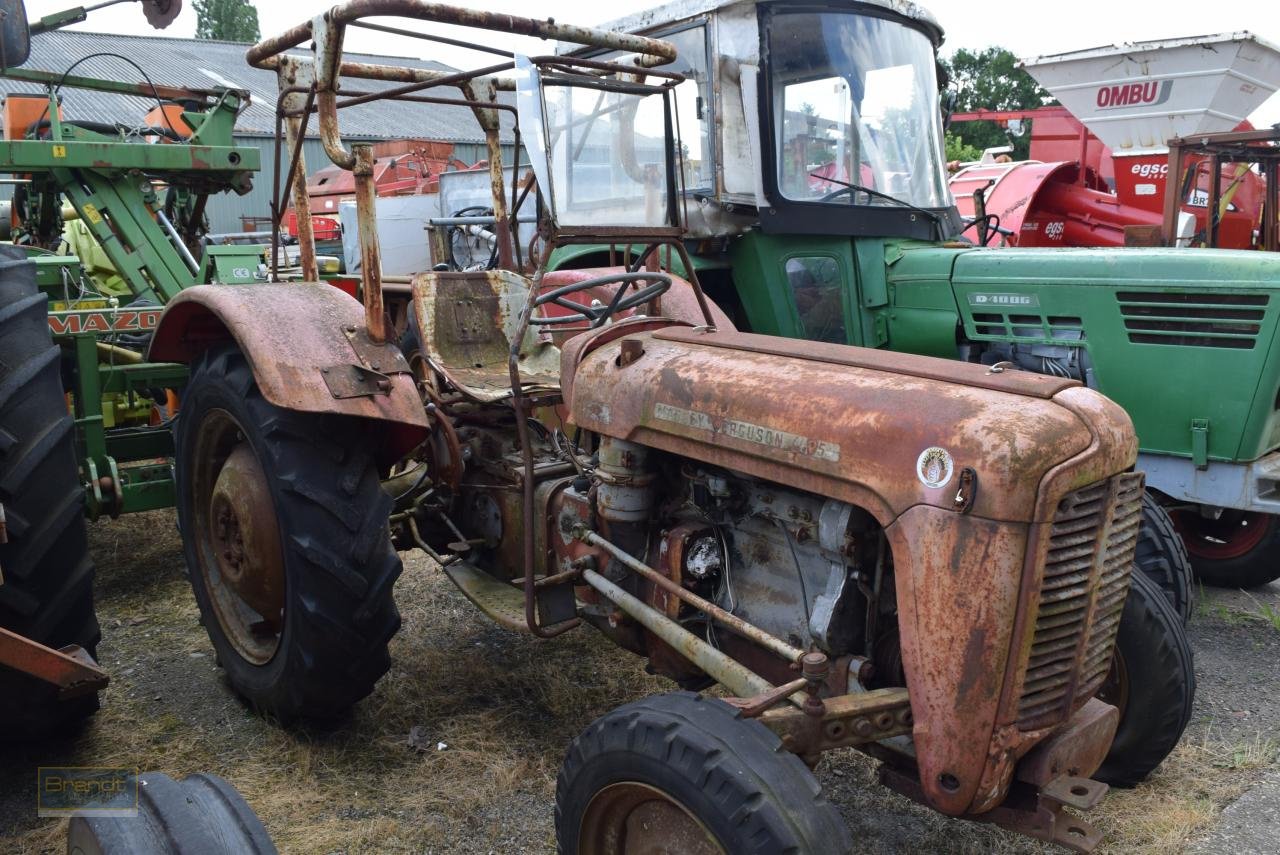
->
xmin=321 ymin=364 xmax=393 ymax=398
xmin=1191 ymin=419 xmax=1210 ymax=470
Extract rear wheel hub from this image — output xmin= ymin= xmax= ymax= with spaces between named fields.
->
xmin=208 ymin=444 xmax=284 ymax=619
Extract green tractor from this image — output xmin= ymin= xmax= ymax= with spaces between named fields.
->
xmin=552 ymin=0 xmax=1280 ymax=599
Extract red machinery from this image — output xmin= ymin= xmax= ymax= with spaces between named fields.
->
xmin=949 ymin=33 xmax=1280 ymax=249
xmin=282 ymin=140 xmax=470 ymax=240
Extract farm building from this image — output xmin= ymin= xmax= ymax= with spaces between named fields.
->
xmin=0 ymin=29 xmax=518 ymax=234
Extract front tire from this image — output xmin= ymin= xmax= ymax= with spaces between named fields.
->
xmin=1135 ymin=493 xmax=1194 ymax=622
xmin=556 ymin=692 xmax=852 ymax=855
xmin=1172 ymin=508 xmax=1280 ymax=589
xmin=1095 ymin=571 xmax=1195 ymax=786
xmin=175 ymin=345 xmax=402 ymax=722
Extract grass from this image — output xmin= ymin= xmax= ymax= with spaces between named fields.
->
xmin=2 ymin=509 xmax=1277 ymax=853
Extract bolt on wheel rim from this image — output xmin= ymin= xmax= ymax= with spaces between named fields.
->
xmin=191 ymin=408 xmax=286 ymax=665
xmin=577 ymin=782 xmax=724 ymax=855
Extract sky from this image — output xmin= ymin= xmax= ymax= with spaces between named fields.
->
xmin=22 ymin=0 xmax=1280 ymax=126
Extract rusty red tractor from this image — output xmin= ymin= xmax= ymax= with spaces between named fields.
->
xmin=143 ymin=3 xmax=1192 ymax=852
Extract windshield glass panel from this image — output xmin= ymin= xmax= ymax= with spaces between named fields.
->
xmin=770 ymin=11 xmax=950 ymax=209
xmin=543 ymin=80 xmax=673 ymax=227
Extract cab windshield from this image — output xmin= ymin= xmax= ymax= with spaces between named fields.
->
xmin=769 ymin=10 xmax=949 ymax=210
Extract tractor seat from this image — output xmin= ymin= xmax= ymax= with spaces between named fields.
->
xmin=410 ymin=269 xmax=561 ymax=403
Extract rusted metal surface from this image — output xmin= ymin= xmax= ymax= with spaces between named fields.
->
xmin=880 ymin=765 xmax=1107 ymax=853
xmin=1015 ymin=698 xmax=1118 ymax=787
xmin=277 ymin=58 xmax=318 ymax=283
xmin=564 ymin=328 xmax=1096 ymax=525
xmin=577 ymin=782 xmax=724 ymax=855
xmin=410 ymin=270 xmax=561 ymax=402
xmin=246 ymin=1 xmax=678 ymax=75
xmin=582 ymin=568 xmax=776 ymax=700
xmin=209 ymin=445 xmax=286 ymax=620
xmin=577 ymin=528 xmax=807 ymax=665
xmin=564 ymin=326 xmax=1138 ymax=815
xmin=759 ymin=687 xmax=913 ymax=754
xmin=149 ymin=284 xmax=428 ymax=462
xmin=352 ymin=145 xmax=387 ymax=343
xmin=0 ymin=626 xmax=108 ymax=699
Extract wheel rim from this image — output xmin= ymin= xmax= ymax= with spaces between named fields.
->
xmin=577 ymin=782 xmax=725 ymax=855
xmin=190 ymin=408 xmax=286 ymax=665
xmin=1171 ymin=509 xmax=1272 ymax=561
xmin=1097 ymin=647 xmax=1130 ymax=719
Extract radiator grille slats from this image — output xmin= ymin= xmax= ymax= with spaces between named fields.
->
xmin=1016 ymin=472 xmax=1144 ymax=730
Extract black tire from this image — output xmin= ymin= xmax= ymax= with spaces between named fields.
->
xmin=174 ymin=345 xmax=402 ymax=722
xmin=1173 ymin=509 xmax=1280 ymax=589
xmin=67 ymin=771 xmax=276 ymax=854
xmin=1095 ymin=571 xmax=1195 ymax=787
xmin=0 ymin=246 xmax=100 ymax=737
xmin=1135 ymin=493 xmax=1194 ymax=623
xmin=556 ymin=692 xmax=852 ymax=855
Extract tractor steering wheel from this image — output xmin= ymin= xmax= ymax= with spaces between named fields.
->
xmin=532 ymin=271 xmax=672 ymax=329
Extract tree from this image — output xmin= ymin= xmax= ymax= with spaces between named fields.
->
xmin=940 ymin=47 xmax=1051 ymax=159
xmin=945 ymin=132 xmax=983 ymax=165
xmin=194 ymin=0 xmax=261 ymax=43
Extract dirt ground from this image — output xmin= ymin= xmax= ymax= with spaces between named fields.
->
xmin=2 ymin=509 xmax=1278 ymax=853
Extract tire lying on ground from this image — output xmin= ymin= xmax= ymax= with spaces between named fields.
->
xmin=1135 ymin=492 xmax=1194 ymax=623
xmin=66 ymin=771 xmax=276 ymax=854
xmin=174 ymin=344 xmax=402 ymax=722
xmin=1095 ymin=570 xmax=1196 ymax=787
xmin=0 ymin=245 xmax=101 ymax=738
xmin=556 ymin=691 xmax=852 ymax=855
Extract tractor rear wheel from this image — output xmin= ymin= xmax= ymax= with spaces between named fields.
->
xmin=1171 ymin=508 xmax=1280 ymax=589
xmin=556 ymin=692 xmax=851 ymax=855
xmin=1135 ymin=493 xmax=1194 ymax=622
xmin=0 ymin=246 xmax=100 ymax=738
xmin=1095 ymin=571 xmax=1195 ymax=787
xmin=174 ymin=345 xmax=402 ymax=722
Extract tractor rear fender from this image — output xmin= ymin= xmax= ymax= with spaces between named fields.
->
xmin=149 ymin=284 xmax=429 ymax=462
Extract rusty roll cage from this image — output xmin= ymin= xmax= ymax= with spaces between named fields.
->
xmin=247 ymin=0 xmax=694 ymax=338
xmin=249 ymin=2 xmax=723 ymax=642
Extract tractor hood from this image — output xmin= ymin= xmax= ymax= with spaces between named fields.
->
xmin=562 ymin=324 xmax=1137 ymax=526
xmin=947 ymin=245 xmax=1280 ymax=463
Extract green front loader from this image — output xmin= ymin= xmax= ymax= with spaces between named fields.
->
xmin=554 ymin=0 xmax=1280 ymax=591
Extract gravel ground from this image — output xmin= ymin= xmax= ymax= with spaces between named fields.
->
xmin=1 ymin=509 xmax=1277 ymax=853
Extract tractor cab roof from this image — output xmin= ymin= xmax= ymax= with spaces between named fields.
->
xmin=567 ymin=0 xmax=944 ymax=49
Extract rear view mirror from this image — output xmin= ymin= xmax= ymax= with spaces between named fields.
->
xmin=0 ymin=0 xmax=30 ymax=69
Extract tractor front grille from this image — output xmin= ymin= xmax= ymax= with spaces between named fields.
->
xmin=1016 ymin=472 xmax=1144 ymax=730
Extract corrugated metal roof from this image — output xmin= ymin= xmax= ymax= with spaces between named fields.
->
xmin=1 ymin=29 xmax=514 ymax=143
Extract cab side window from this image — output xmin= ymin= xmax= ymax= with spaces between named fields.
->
xmin=785 ymin=256 xmax=847 ymax=343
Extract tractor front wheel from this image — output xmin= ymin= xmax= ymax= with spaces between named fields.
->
xmin=556 ymin=692 xmax=851 ymax=855
xmin=175 ymin=345 xmax=402 ymax=722
xmin=1172 ymin=509 xmax=1280 ymax=589
xmin=1095 ymin=571 xmax=1195 ymax=786
xmin=1135 ymin=493 xmax=1194 ymax=622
